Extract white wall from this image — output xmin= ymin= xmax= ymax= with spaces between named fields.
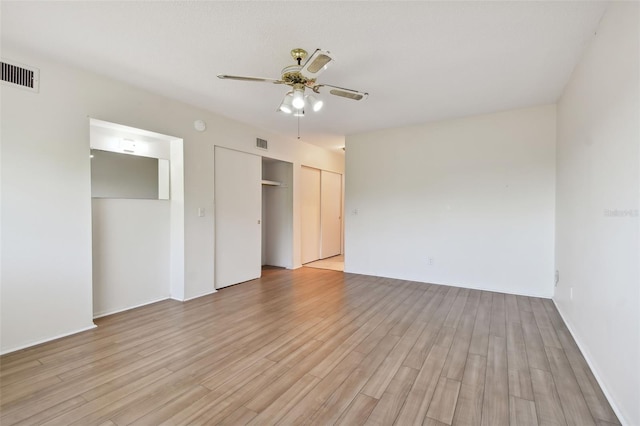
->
xmin=1 ymin=55 xmax=96 ymax=352
xmin=345 ymin=105 xmax=556 ymax=297
xmin=0 ymin=47 xmax=343 ymax=353
xmin=555 ymin=3 xmax=639 ymax=425
xmin=169 ymin=140 xmax=185 ymax=301
xmin=92 ymin=199 xmax=170 ymax=317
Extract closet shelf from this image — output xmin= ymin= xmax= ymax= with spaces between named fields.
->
xmin=261 ymin=179 xmax=281 ymax=186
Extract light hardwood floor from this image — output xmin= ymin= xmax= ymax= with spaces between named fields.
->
xmin=0 ymin=268 xmax=619 ymax=425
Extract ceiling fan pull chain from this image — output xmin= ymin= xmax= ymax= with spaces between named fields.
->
xmin=297 ymin=114 xmax=301 ymax=140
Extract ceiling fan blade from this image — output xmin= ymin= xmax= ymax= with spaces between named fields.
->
xmin=300 ymin=49 xmax=334 ymax=79
xmin=217 ymin=74 xmax=284 ymax=84
xmin=315 ymin=84 xmax=369 ymax=101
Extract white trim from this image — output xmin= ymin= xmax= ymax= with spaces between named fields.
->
xmin=552 ymin=299 xmax=628 ymax=426
xmin=179 ymin=288 xmax=218 ymax=302
xmin=93 ymin=296 xmax=170 ymax=319
xmin=0 ymin=324 xmax=97 ymax=355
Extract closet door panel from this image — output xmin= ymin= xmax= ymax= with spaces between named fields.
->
xmin=320 ymin=170 xmax=342 ymax=259
xmin=214 ymin=147 xmax=261 ymax=289
xmin=301 ymin=166 xmax=321 ymax=264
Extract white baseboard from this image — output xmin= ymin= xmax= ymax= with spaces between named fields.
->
xmin=93 ymin=296 xmax=170 ymax=319
xmin=552 ymin=299 xmax=629 ymax=426
xmin=180 ymin=288 xmax=217 ymax=302
xmin=0 ymin=323 xmax=97 ymax=356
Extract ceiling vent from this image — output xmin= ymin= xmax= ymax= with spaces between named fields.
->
xmin=256 ymin=138 xmax=268 ymax=150
xmin=1 ymin=59 xmax=39 ymax=93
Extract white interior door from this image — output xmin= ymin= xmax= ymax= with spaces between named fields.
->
xmin=301 ymin=166 xmax=321 ymax=264
xmin=214 ymin=147 xmax=261 ymax=289
xmin=320 ymin=170 xmax=342 ymax=259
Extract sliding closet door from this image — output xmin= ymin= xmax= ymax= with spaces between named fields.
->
xmin=320 ymin=170 xmax=342 ymax=259
xmin=214 ymin=147 xmax=261 ymax=289
xmin=301 ymin=166 xmax=321 ymax=264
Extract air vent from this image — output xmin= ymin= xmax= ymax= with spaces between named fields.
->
xmin=1 ymin=59 xmax=39 ymax=92
xmin=256 ymin=138 xmax=268 ymax=150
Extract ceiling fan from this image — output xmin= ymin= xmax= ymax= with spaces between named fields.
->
xmin=217 ymin=48 xmax=368 ymax=117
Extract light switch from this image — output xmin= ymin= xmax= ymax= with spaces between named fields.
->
xmin=198 ymin=208 xmax=205 ymax=217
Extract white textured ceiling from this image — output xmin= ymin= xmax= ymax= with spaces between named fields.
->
xmin=2 ymin=1 xmax=607 ymax=150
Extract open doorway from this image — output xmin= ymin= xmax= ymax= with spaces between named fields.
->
xmin=262 ymin=157 xmax=293 ymax=269
xmin=301 ymin=166 xmax=344 ymax=272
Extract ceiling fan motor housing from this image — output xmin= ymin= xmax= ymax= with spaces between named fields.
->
xmin=281 ymin=65 xmax=316 ymax=88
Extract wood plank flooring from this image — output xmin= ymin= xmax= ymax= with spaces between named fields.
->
xmin=0 ymin=267 xmax=619 ymax=425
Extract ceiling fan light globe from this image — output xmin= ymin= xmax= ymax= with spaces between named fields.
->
xmin=292 ymin=88 xmax=305 ymax=109
xmin=306 ymin=95 xmax=323 ymax=112
xmin=279 ymin=93 xmax=294 ymax=114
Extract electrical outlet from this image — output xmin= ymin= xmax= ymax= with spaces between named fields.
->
xmin=570 ymin=287 xmax=573 ymax=300
xmin=428 ymin=257 xmax=434 ymax=266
